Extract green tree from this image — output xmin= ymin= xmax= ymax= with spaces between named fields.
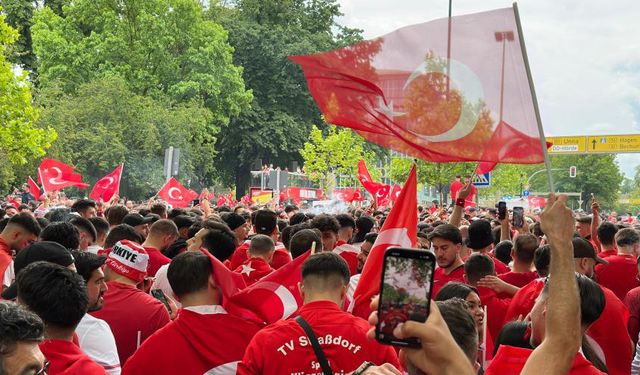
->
xmin=0 ymin=10 xmax=56 ymax=191
xmin=37 ymin=76 xmax=214 ymax=198
xmin=300 ymin=125 xmax=378 ymax=191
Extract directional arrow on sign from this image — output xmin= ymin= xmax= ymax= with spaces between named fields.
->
xmin=592 ymin=139 xmax=596 ymax=150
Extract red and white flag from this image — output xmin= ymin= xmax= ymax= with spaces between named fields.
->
xmin=350 ymin=165 xmax=417 ymax=319
xmin=291 ymin=7 xmax=547 ymax=167
xmin=157 ymin=177 xmax=198 ymax=208
xmin=38 ymin=158 xmax=89 ymax=192
xmin=27 ymin=177 xmax=43 ymax=200
xmin=89 ymin=164 xmax=123 ymax=202
xmin=389 ymin=183 xmax=402 ymax=203
xmin=357 ymin=160 xmax=390 ymax=206
xmin=225 ymin=250 xmax=311 ymax=325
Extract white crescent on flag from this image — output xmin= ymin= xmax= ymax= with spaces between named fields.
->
xmin=47 ymin=167 xmax=66 ymax=185
xmin=168 ymin=187 xmax=183 ymax=200
xmin=374 ymin=228 xmax=413 ymax=250
xmin=97 ymin=176 xmax=115 ymax=188
xmin=205 ymin=362 xmax=239 ymax=375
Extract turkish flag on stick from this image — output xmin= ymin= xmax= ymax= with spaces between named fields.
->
xmin=357 ymin=160 xmax=390 ymax=206
xmin=157 ymin=177 xmax=198 ymax=208
xmin=27 ymin=177 xmax=43 ymax=200
xmin=38 ymin=158 xmax=89 ymax=192
xmin=350 ymin=165 xmax=417 ymax=319
xmin=290 ymin=7 xmax=546 ymax=167
xmin=89 ymin=164 xmax=123 ymax=202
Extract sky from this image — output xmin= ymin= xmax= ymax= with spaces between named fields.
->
xmin=336 ymin=0 xmax=640 ymax=178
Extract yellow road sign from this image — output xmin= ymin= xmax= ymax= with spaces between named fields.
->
xmin=587 ymin=135 xmax=640 ymax=153
xmin=546 ymin=136 xmax=588 ymax=154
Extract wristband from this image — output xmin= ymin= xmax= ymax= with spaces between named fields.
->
xmin=353 ymin=361 xmax=375 ymax=375
xmin=455 ymin=198 xmax=465 ymax=207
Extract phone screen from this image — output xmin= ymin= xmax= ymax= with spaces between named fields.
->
xmin=498 ymin=201 xmax=507 ymax=220
xmin=151 ymin=289 xmax=172 ymax=314
xmin=377 ymin=248 xmax=435 ymax=348
xmin=513 ymin=206 xmax=524 ymax=228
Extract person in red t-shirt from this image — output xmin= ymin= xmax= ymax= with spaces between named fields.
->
xmin=333 ymin=214 xmax=359 ymax=276
xmin=596 ymin=228 xmax=639 ymax=300
xmin=0 ymin=213 xmax=40 ymax=291
xmin=0 ymin=301 xmax=48 ymax=375
xmin=123 ymin=251 xmax=261 ymax=374
xmin=235 ymin=235 xmax=275 ymax=286
xmin=498 ymin=233 xmax=539 ymax=288
xmin=595 ymin=221 xmax=619 ymax=258
xmin=429 ymin=224 xmax=466 ymax=296
xmin=91 ymin=241 xmax=170 ymax=365
xmin=141 ymin=219 xmax=179 ymax=277
xmin=238 ymin=253 xmax=400 ymax=375
xmin=466 ymin=220 xmax=509 ymax=275
xmin=16 ymin=262 xmax=107 ymax=374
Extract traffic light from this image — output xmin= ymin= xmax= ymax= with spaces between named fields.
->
xmin=569 ymin=166 xmax=577 ymax=178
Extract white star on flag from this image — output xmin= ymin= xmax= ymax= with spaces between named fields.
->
xmin=239 ymin=264 xmax=254 ymax=276
xmin=375 ymin=97 xmax=405 ymax=120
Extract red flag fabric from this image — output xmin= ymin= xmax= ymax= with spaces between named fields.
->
xmin=389 ymin=183 xmax=402 ymax=203
xmin=357 ymin=160 xmax=390 ymax=206
xmin=204 ymin=248 xmax=247 ymax=298
xmin=27 ymin=177 xmax=42 ymax=200
xmin=225 ymin=250 xmax=311 ymax=325
xmin=89 ymin=164 xmax=123 ymax=202
xmin=38 ymin=158 xmax=89 ymax=192
xmin=290 ymin=7 xmax=545 ymax=166
xmin=352 ymin=189 xmax=364 ymax=202
xmin=216 ymin=195 xmax=226 ymax=207
xmin=350 ymin=165 xmax=417 ymax=319
xmin=157 ymin=177 xmax=197 ymax=208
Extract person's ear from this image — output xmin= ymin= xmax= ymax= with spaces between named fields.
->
xmin=298 ymin=282 xmax=305 ymax=299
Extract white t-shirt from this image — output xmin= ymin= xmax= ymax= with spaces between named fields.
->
xmin=86 ymin=245 xmax=103 ymax=254
xmin=3 ymin=261 xmax=14 ymax=288
xmin=151 ymin=264 xmax=181 ymax=308
xmin=76 ymin=313 xmax=121 ymax=375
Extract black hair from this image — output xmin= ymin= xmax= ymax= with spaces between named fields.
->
xmin=88 ymin=217 xmax=109 ymax=239
xmin=531 ymin=222 xmax=544 ymax=237
xmin=44 ymin=207 xmax=73 ymax=223
xmin=301 ymin=252 xmax=350 ymax=287
xmin=277 ymin=219 xmax=289 ymax=234
xmin=491 ymin=226 xmax=503 ymax=246
xmin=254 ymin=210 xmax=278 ymax=235
xmin=435 ymin=281 xmax=478 ymax=301
xmin=70 ymin=199 xmax=96 ymax=214
xmin=494 ymin=240 xmax=514 ymax=266
xmin=137 ymin=208 xmax=151 ymax=217
xmin=541 ymin=273 xmax=605 ymax=327
xmin=290 ymin=228 xmax=323 ymax=259
xmin=596 ymin=222 xmax=617 ymax=246
xmin=36 ymin=217 xmax=50 ymax=230
xmin=72 ymin=251 xmax=106 ymax=283
xmin=335 ymin=214 xmax=356 ymax=230
xmin=533 ymin=245 xmax=551 ymax=277
xmin=281 ymin=225 xmax=296 ymax=250
xmin=150 ymin=203 xmax=168 ymax=218
xmin=105 ymin=205 xmax=129 ymax=226
xmin=168 ymin=208 xmax=187 ymax=219
xmin=493 ymin=321 xmax=533 ymax=356
xmin=436 ymin=299 xmax=478 ymax=361
xmin=284 ymin=205 xmax=298 ymax=214
xmin=0 ymin=301 xmax=44 ymax=363
xmin=463 ymin=254 xmax=495 ymax=284
xmin=289 ymin=212 xmax=310 ymax=226
xmin=201 ymin=221 xmax=238 ymax=261
xmin=427 ymin=223 xmax=462 ymax=244
xmin=104 ymin=224 xmax=142 ymax=249
xmin=514 ymin=233 xmax=537 ymax=263
xmin=364 ymin=232 xmax=378 ymax=244
xmin=5 ymin=213 xmax=41 ymax=236
xmin=16 ymin=262 xmax=88 ymax=329
xmin=172 ymin=214 xmax=197 ymax=231
xmin=353 ymin=216 xmax=375 ymax=243
xmin=0 ymin=217 xmax=9 ymax=232
xmin=616 ymin=228 xmax=640 ymax=247
xmin=309 ymin=214 xmax=340 ymax=234
xmin=168 ymin=252 xmax=212 ymax=298
xmin=69 ymin=216 xmax=97 ymax=242
xmin=40 ymin=221 xmax=80 ymax=250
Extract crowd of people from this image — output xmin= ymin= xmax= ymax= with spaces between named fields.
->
xmin=0 ymin=181 xmax=639 ymax=375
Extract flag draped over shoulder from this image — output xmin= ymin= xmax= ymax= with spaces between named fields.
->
xmin=350 ymin=165 xmax=418 ymax=319
xmin=290 ymin=7 xmax=547 ymax=166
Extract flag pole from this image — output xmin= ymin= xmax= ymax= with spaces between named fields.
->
xmin=513 ymin=2 xmax=555 ymax=193
xmin=37 ymin=167 xmax=47 ymax=195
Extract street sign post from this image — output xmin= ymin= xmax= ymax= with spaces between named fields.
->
xmin=547 ymin=134 xmax=640 ymax=154
xmin=546 ymin=136 xmax=588 ymax=154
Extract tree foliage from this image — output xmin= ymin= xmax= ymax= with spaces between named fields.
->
xmin=0 ymin=10 xmax=56 ymax=191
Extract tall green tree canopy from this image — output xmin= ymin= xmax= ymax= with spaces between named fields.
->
xmin=0 ymin=10 xmax=56 ymax=190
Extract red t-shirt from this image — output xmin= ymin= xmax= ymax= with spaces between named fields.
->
xmin=334 ymin=241 xmax=359 ymax=276
xmin=503 ymin=278 xmax=545 ymax=324
xmin=498 ymin=271 xmax=539 ymax=288
xmin=91 ymin=281 xmax=170 ymax=365
xmin=485 ymin=345 xmax=605 ymax=375
xmin=123 ymin=307 xmax=260 ymax=374
xmin=143 ymin=246 xmax=171 ymax=277
xmin=234 ymin=257 xmax=274 ymax=286
xmin=598 ymin=249 xmax=617 ymax=258
xmin=463 ymin=253 xmax=509 ymax=275
xmin=39 ymin=339 xmax=107 ymax=374
xmin=595 ymin=254 xmax=639 ymax=300
xmin=0 ymin=238 xmax=12 ymax=292
xmin=432 ymin=264 xmax=465 ymax=297
xmin=238 ymin=300 xmax=400 ymax=375
xmin=270 ymin=248 xmax=292 ymax=269
xmin=624 ymin=286 xmax=640 ymax=345
xmin=229 ymin=241 xmax=289 ymax=270
xmin=477 ymin=286 xmax=511 ymax=342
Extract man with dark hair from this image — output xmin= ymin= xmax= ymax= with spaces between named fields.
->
xmin=122 ymin=213 xmax=154 ymax=240
xmin=17 ymin=262 xmax=106 ymax=373
xmin=106 ymin=205 xmax=129 ymax=228
xmin=466 ymin=219 xmax=509 ymax=274
xmin=0 ymin=301 xmax=47 ymax=375
xmin=289 ymin=228 xmax=323 ymax=259
xmin=229 ymin=210 xmax=291 ymax=270
xmin=92 ymin=241 xmax=170 ymax=365
xmin=333 ymin=214 xmax=359 ymax=276
xmin=596 ymin=228 xmax=639 ymax=300
xmin=534 ymin=245 xmax=550 ymax=278
xmin=103 ymin=224 xmax=142 ymax=250
xmin=0 ymin=213 xmax=40 ymax=293
xmin=234 ymin=235 xmax=275 ymax=286
xmin=498 ymin=233 xmax=539 ymax=288
xmin=289 ymin=212 xmax=310 ymax=226
xmin=141 ymin=220 xmax=179 ymax=277
xmin=73 ymin=251 xmax=120 ymax=374
xmin=88 ymin=217 xmax=110 ymax=254
xmin=172 ymin=215 xmax=196 ymax=239
xmin=239 ymin=252 xmax=399 ymax=374
xmin=429 ymin=224 xmax=465 ymax=296
xmin=69 ymin=216 xmax=98 ymax=251
xmin=284 ymin=204 xmax=298 ymax=218
xmin=346 ymin=232 xmax=378 ymax=303
xmin=596 ymin=222 xmax=619 ymax=257
xmin=309 ymin=214 xmax=341 ymax=251
xmin=71 ymin=199 xmax=98 ymax=219
xmin=149 ymin=203 xmax=168 ymax=219
xmin=40 ymin=221 xmax=81 ymax=251
xmin=123 ymin=252 xmax=260 ymax=374
xmin=435 ymin=299 xmax=479 ymax=370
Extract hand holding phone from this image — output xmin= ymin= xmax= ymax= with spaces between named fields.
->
xmin=498 ymin=201 xmax=507 ymax=221
xmin=376 ymin=247 xmax=435 ymax=348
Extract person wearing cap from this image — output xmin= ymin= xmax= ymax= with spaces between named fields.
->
xmin=16 ymin=261 xmax=107 ymax=374
xmin=123 ymin=251 xmax=261 ymax=375
xmin=1 ymin=241 xmax=76 ymax=301
xmin=73 ymin=251 xmax=121 ymax=375
xmin=141 ymin=219 xmax=178 ymax=277
xmin=121 ymin=213 xmax=154 ymax=240
xmin=223 ymin=213 xmax=250 ymax=243
xmin=466 ymin=219 xmax=509 ymax=274
xmin=91 ymin=240 xmax=170 ymax=365
xmin=69 ymin=216 xmax=98 ymax=251
xmin=0 ymin=213 xmax=40 ymax=293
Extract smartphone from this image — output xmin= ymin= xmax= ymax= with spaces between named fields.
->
xmin=513 ymin=206 xmax=525 ymax=228
xmin=150 ymin=289 xmax=172 ymax=315
xmin=192 ymin=199 xmax=200 ymax=207
xmin=498 ymin=201 xmax=507 ymax=220
xmin=376 ymin=247 xmax=435 ymax=348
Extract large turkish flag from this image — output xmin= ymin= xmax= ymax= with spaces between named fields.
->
xmin=38 ymin=158 xmax=89 ymax=192
xmin=89 ymin=164 xmax=123 ymax=202
xmin=157 ymin=177 xmax=198 ymax=208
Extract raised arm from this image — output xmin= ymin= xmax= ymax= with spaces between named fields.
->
xmin=449 ymin=181 xmax=473 ymax=228
xmin=590 ymin=195 xmax=601 ymax=252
